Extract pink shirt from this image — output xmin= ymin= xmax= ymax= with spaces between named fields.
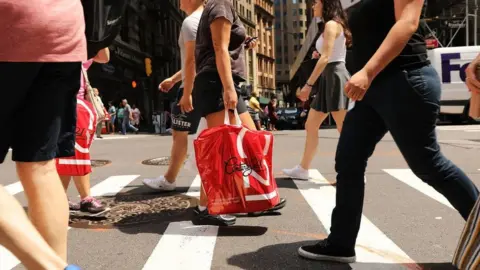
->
xmin=0 ymin=0 xmax=87 ymax=62
xmin=78 ymin=59 xmax=94 ymax=99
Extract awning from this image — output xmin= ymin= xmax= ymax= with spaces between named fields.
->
xmin=259 ymin=97 xmax=270 ymax=104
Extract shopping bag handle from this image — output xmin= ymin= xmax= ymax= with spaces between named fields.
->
xmin=224 ymin=109 xmax=242 ymax=126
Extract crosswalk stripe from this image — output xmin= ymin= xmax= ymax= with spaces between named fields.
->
xmin=89 ymin=175 xmax=140 ymax=197
xmin=4 ymin=182 xmax=23 ymax=196
xmin=384 ymin=169 xmax=453 ymax=209
xmin=0 ymin=175 xmax=140 ymax=270
xmin=184 ymin=175 xmax=201 ymax=198
xmin=143 ymin=175 xmax=217 ymax=270
xmin=294 ymin=169 xmax=416 ymax=265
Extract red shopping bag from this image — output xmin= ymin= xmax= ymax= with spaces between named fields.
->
xmin=194 ymin=110 xmax=280 ymax=215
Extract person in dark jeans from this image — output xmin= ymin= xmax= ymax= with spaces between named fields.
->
xmin=298 ymin=0 xmax=479 ymax=263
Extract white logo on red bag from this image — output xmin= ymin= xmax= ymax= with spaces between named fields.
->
xmin=223 ymin=128 xmax=273 ymax=189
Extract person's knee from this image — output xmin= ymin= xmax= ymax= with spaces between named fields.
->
xmin=408 ymin=152 xmax=454 ymax=185
xmin=172 ymin=131 xmax=188 ymax=143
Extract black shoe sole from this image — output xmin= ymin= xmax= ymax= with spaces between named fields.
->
xmin=247 ymin=198 xmax=287 ymax=217
xmin=298 ymin=247 xmax=356 ymax=263
xmin=192 ymin=210 xmax=237 ymax=226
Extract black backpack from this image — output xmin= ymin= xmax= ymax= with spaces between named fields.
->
xmin=82 ymin=0 xmax=129 ymax=59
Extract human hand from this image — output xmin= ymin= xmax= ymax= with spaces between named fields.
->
xmin=159 ymin=77 xmax=175 ymax=92
xmin=245 ymin=36 xmax=258 ymax=50
xmin=298 ymin=85 xmax=312 ymax=102
xmin=178 ymin=94 xmax=194 ymax=113
xmin=223 ymin=88 xmax=238 ymax=110
xmin=344 ymin=69 xmax=371 ymax=101
xmin=466 ymin=62 xmax=480 ymax=94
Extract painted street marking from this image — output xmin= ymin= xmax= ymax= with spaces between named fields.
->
xmin=293 ymin=169 xmax=415 ymax=265
xmin=1 ymin=175 xmax=139 ymax=270
xmin=184 ymin=175 xmax=201 ymax=198
xmin=89 ymin=175 xmax=140 ymax=197
xmin=143 ymin=175 xmax=217 ymax=270
xmin=384 ymin=169 xmax=453 ymax=209
xmin=4 ymin=182 xmax=23 ymax=196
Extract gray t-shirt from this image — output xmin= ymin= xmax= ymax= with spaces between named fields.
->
xmin=124 ymin=104 xmax=132 ymax=117
xmin=179 ymin=10 xmax=202 ymax=88
xmin=195 ymin=0 xmax=246 ymax=81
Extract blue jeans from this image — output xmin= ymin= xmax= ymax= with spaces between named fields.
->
xmin=328 ymin=65 xmax=479 ymax=249
xmin=122 ymin=116 xmax=138 ymax=135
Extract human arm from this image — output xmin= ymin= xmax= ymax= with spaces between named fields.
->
xmin=210 ymin=15 xmax=237 ymax=109
xmin=363 ymin=0 xmax=425 ymax=79
xmin=345 ymin=0 xmax=425 ymax=101
xmin=159 ymin=71 xmax=182 ymax=92
xmin=466 ymin=53 xmax=480 ymax=93
xmin=93 ymin=48 xmax=110 ymax=63
xmin=298 ymin=21 xmax=338 ymax=101
xmin=178 ymin=18 xmax=199 ymax=113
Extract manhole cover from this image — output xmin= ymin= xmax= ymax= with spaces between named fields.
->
xmin=142 ymin=155 xmax=190 ymax=166
xmin=91 ymin=160 xmax=111 ymax=167
xmin=69 ymin=194 xmax=197 ymax=229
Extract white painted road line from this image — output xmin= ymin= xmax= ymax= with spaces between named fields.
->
xmin=1 ymin=175 xmax=139 ymax=270
xmin=4 ymin=182 xmax=23 ymax=196
xmin=142 ymin=221 xmax=218 ymax=270
xmin=89 ymin=175 xmax=140 ymax=197
xmin=184 ymin=175 xmax=201 ymax=198
xmin=143 ymin=175 xmax=218 ymax=270
xmin=384 ymin=169 xmax=453 ymax=209
xmin=294 ymin=169 xmax=415 ymax=265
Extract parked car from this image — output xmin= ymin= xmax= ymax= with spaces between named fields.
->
xmin=276 ymin=107 xmax=305 ymax=130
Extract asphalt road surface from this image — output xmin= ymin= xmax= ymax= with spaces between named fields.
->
xmin=1 ymin=125 xmax=480 ymax=270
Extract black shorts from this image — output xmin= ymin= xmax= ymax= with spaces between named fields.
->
xmin=0 ymin=62 xmax=80 ymax=163
xmin=193 ymin=72 xmax=248 ymax=118
xmin=171 ymin=88 xmax=201 ymax=133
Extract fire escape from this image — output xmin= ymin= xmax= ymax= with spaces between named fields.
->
xmin=424 ymin=0 xmax=478 ymax=48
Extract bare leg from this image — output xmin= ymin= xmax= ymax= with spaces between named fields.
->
xmin=331 ymin=110 xmax=347 ymax=133
xmin=72 ymin=175 xmax=90 ymax=200
xmin=16 ymin=160 xmax=69 ymax=260
xmin=164 ymin=130 xmax=189 ymax=183
xmin=0 ymin=185 xmax=68 ymax=270
xmin=59 ymin=175 xmax=71 ymax=191
xmin=299 ymin=109 xmax=329 ymax=170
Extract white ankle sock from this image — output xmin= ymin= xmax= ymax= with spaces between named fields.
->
xmin=198 ymin=205 xmax=207 ymax=211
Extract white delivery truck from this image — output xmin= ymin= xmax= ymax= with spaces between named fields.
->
xmin=427 ymin=46 xmax=480 ymax=123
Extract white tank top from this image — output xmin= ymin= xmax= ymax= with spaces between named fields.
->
xmin=315 ymin=30 xmax=346 ymax=63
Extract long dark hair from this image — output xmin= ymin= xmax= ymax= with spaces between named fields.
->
xmin=320 ymin=0 xmax=352 ymax=47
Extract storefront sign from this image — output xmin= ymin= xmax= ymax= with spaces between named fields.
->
xmin=113 ymin=46 xmax=143 ymax=65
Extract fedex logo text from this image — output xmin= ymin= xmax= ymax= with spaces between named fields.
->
xmin=441 ymin=53 xmax=470 ymax=83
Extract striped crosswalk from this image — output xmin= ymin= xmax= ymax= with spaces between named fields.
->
xmin=0 ymin=167 xmax=476 ymax=270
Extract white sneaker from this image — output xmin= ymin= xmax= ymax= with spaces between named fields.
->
xmin=282 ymin=165 xmax=310 ymax=180
xmin=142 ymin=176 xmax=176 ymax=191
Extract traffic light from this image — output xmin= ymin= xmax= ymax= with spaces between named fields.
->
xmin=145 ymin=58 xmax=152 ymax=77
xmin=132 ymin=80 xmax=137 ymax=88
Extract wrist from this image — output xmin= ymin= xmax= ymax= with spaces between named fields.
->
xmin=363 ymin=65 xmax=378 ymax=81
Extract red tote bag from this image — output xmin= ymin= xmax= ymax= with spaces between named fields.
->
xmin=194 ymin=110 xmax=280 ymax=215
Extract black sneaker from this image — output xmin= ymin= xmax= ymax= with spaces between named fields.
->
xmin=248 ymin=197 xmax=287 ymax=216
xmin=298 ymin=239 xmax=356 ymax=263
xmin=193 ymin=207 xmax=236 ymax=226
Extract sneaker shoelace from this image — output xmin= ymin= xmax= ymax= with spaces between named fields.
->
xmin=82 ymin=197 xmax=103 ymax=208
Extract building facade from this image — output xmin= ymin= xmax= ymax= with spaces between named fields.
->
xmin=88 ymin=0 xmax=183 ymax=129
xmin=255 ymin=0 xmax=276 ymax=100
xmin=273 ymin=0 xmax=310 ymax=106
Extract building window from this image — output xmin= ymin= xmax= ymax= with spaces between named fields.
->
xmin=299 ymin=8 xmax=303 ymax=15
